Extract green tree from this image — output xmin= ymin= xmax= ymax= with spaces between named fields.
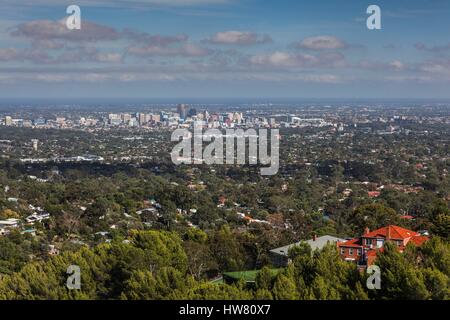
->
xmin=255 ymin=266 xmax=275 ymax=290
xmin=272 ymin=274 xmax=298 ymax=300
xmin=350 ymin=204 xmax=401 ymax=232
xmin=375 ymin=242 xmax=429 ymax=300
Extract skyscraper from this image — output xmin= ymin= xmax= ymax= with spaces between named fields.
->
xmin=188 ymin=108 xmax=197 ymax=117
xmin=139 ymin=113 xmax=148 ymax=126
xmin=177 ymin=104 xmax=188 ymax=120
xmin=4 ymin=116 xmax=12 ymax=126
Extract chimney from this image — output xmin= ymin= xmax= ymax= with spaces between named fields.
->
xmin=364 ymin=227 xmax=370 ymax=235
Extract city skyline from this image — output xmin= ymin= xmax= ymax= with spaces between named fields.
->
xmin=1 ymin=0 xmax=450 ymax=99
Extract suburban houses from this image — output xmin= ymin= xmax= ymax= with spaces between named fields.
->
xmin=0 ymin=218 xmax=21 ymax=236
xmin=337 ymin=225 xmax=429 ymax=268
xmin=266 ymin=225 xmax=430 ymax=270
xmin=269 ymin=235 xmax=345 ymax=267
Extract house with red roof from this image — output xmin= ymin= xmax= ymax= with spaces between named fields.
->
xmin=218 ymin=196 xmax=227 ymax=206
xmin=368 ymin=191 xmax=381 ymax=198
xmin=337 ymin=225 xmax=428 ymax=268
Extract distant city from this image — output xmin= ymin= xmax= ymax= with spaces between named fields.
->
xmin=1 ymin=103 xmax=332 ymax=130
xmin=2 ymin=102 xmax=449 ymax=130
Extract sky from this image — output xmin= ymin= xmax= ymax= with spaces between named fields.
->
xmin=0 ymin=0 xmax=450 ymax=99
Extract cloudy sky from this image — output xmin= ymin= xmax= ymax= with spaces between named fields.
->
xmin=0 ymin=0 xmax=450 ymax=99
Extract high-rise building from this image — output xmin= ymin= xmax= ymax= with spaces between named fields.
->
xmin=139 ymin=113 xmax=148 ymax=126
xmin=108 ymin=113 xmax=121 ymax=125
xmin=177 ymin=104 xmax=188 ymax=120
xmin=188 ymin=108 xmax=197 ymax=117
xmin=122 ymin=113 xmax=132 ymax=123
xmin=4 ymin=116 xmax=12 ymax=126
xmin=151 ymin=114 xmax=161 ymax=123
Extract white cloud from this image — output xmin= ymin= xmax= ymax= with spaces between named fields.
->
xmin=205 ymin=31 xmax=272 ymax=45
xmin=419 ymin=61 xmax=450 ymax=74
xmin=128 ymin=43 xmax=212 ymax=57
xmin=296 ymin=36 xmax=347 ymax=50
xmin=11 ymin=20 xmax=120 ymax=42
xmin=0 ymin=62 xmax=344 ymax=84
xmin=242 ymin=73 xmax=341 ymax=83
xmin=389 ymin=60 xmax=405 ymax=71
xmin=248 ymin=51 xmax=345 ymax=69
xmin=249 ymin=51 xmax=317 ymax=68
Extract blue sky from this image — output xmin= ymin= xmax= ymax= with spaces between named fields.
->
xmin=0 ymin=0 xmax=449 ymax=99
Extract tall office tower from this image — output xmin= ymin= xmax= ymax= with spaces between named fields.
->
xmin=151 ymin=114 xmax=161 ymax=123
xmin=5 ymin=116 xmax=12 ymax=126
xmin=31 ymin=139 xmax=39 ymax=152
xmin=122 ymin=113 xmax=132 ymax=123
xmin=188 ymin=108 xmax=197 ymax=117
xmin=108 ymin=113 xmax=121 ymax=125
xmin=139 ymin=113 xmax=147 ymax=126
xmin=177 ymin=104 xmax=188 ymax=120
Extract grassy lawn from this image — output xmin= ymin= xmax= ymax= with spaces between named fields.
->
xmin=223 ymin=268 xmax=283 ymax=283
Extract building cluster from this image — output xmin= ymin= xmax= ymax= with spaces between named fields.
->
xmin=269 ymin=225 xmax=429 ymax=270
xmin=0 ymin=104 xmax=335 ymax=131
xmin=106 ymin=107 xmax=266 ymax=129
xmin=0 ymin=203 xmax=50 ymax=236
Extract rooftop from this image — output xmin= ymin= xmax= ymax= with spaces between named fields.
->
xmin=270 ymin=235 xmax=345 ymax=256
xmin=364 ymin=225 xmax=419 ymax=240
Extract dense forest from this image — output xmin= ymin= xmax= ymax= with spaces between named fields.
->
xmin=1 ymin=229 xmax=449 ymax=300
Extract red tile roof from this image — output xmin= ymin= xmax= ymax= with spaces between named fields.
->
xmin=364 ymin=225 xmax=419 ymax=240
xmin=338 ymin=225 xmax=429 ymax=266
xmin=338 ymin=238 xmax=362 ymax=248
xmin=409 ymin=235 xmax=428 ymax=246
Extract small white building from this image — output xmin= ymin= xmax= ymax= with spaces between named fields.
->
xmin=0 ymin=218 xmax=21 ymax=228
